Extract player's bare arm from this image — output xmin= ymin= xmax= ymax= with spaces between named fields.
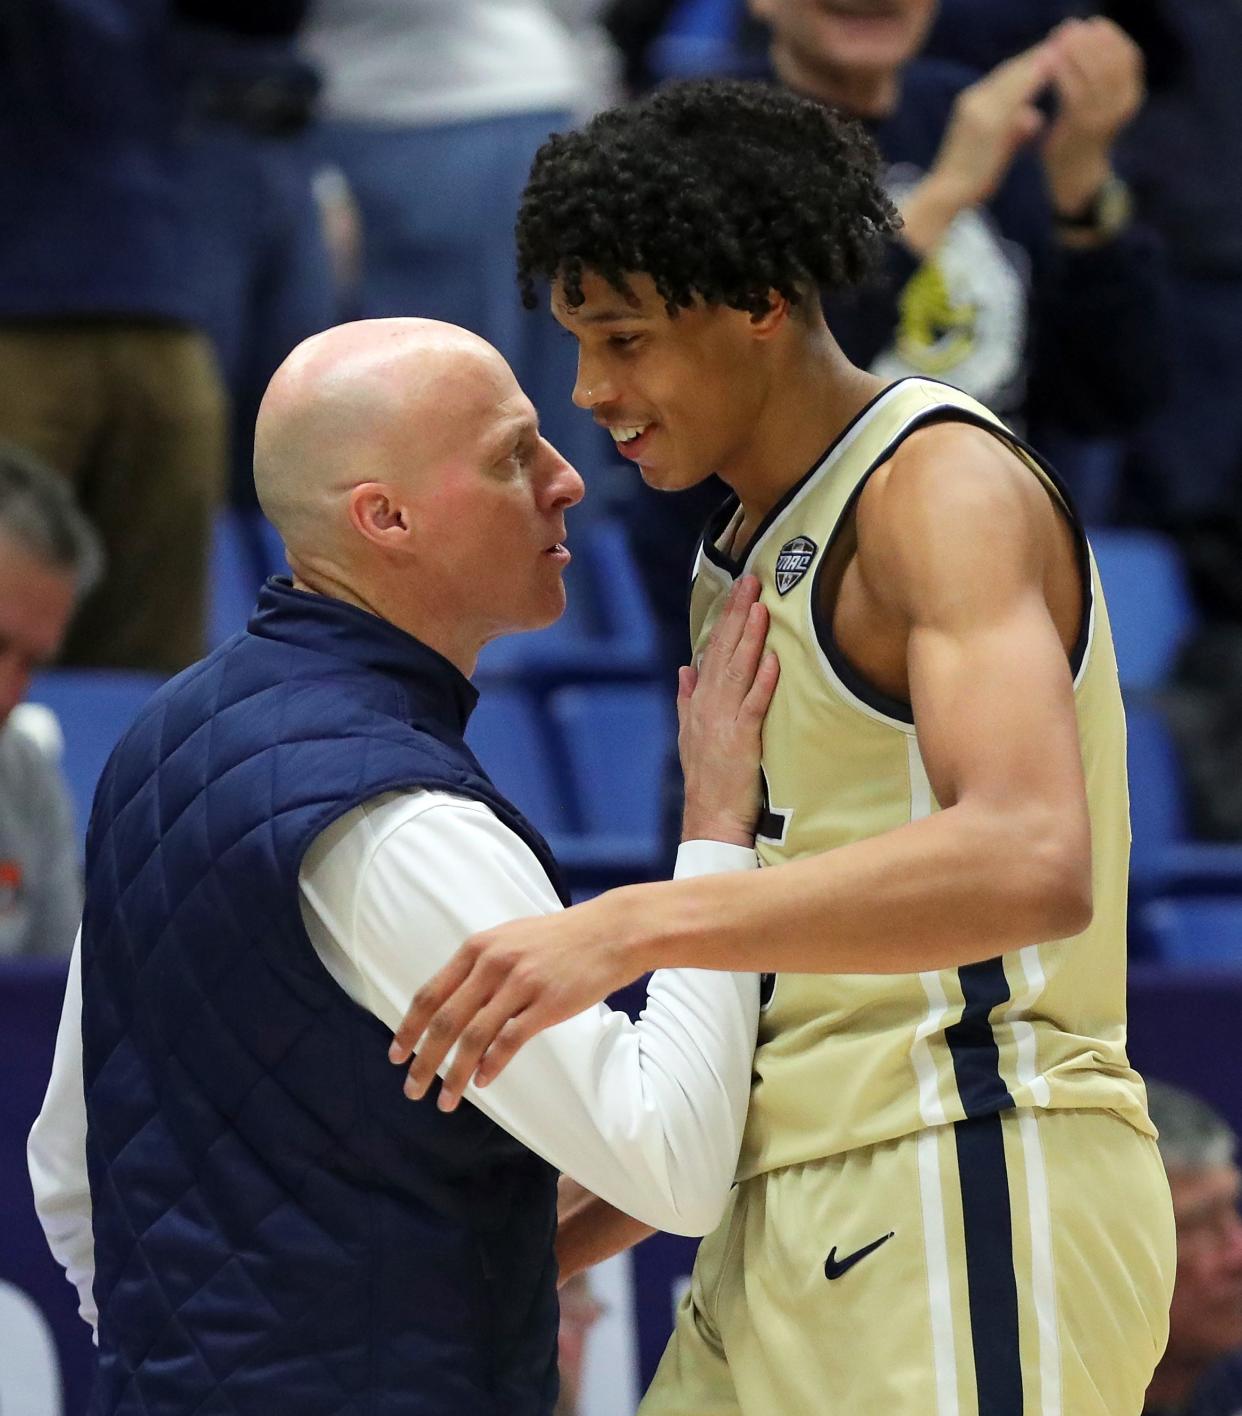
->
xmin=555 ymin=1175 xmax=654 ymax=1287
xmin=393 ymin=422 xmax=1092 ymax=1096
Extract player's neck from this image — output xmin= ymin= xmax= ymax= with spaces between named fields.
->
xmin=717 ymin=337 xmax=887 ymax=543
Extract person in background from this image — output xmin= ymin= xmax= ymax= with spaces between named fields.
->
xmin=554 ymin=1272 xmax=606 ymax=1416
xmin=172 ymin=0 xmax=340 ymax=515
xmin=750 ymin=0 xmax=1166 ymax=468
xmin=0 ymin=445 xmax=103 ymax=960
xmin=0 ymin=0 xmax=226 ymax=673
xmin=1144 ymin=1079 xmax=1242 ymax=1416
xmin=299 ymin=0 xmax=607 ymax=481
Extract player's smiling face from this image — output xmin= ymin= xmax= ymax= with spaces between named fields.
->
xmin=552 ymin=269 xmax=775 ymax=493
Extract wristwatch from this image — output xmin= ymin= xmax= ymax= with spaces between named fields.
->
xmin=1054 ymin=174 xmax=1134 ymax=240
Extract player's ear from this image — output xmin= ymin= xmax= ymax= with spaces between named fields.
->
xmin=748 ymin=289 xmax=795 ymax=341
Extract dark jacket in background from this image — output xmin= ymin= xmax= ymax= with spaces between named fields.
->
xmin=0 ymin=0 xmax=197 ymax=322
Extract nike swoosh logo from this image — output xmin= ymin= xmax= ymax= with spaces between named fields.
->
xmin=824 ymin=1231 xmax=895 ymax=1281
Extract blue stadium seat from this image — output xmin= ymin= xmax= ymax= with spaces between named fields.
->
xmin=547 ymin=683 xmax=674 ymax=886
xmin=1090 ymin=528 xmax=1196 ymax=691
xmin=255 ymin=513 xmax=289 ymax=580
xmin=209 ymin=509 xmax=287 ymax=649
xmin=475 ymin=519 xmax=658 ymax=686
xmin=468 ymin=681 xmax=676 ymax=893
xmin=464 ymin=686 xmax=571 ymax=837
xmin=650 ymin=0 xmax=752 ymax=80
xmin=209 ymin=509 xmax=263 ymax=648
xmin=1135 ymin=896 xmax=1242 ymax=966
xmin=1125 ymin=696 xmax=1242 ymax=901
xmin=26 ymin=669 xmax=165 ymax=847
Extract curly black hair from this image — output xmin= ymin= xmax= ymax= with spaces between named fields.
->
xmin=517 ymin=78 xmax=900 ymax=318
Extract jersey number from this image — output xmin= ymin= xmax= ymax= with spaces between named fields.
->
xmin=756 ymin=768 xmax=788 ymax=1012
xmin=757 ymin=767 xmax=791 ymax=846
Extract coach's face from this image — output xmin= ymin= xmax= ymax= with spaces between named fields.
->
xmin=1165 ymin=1161 xmax=1242 ymax=1363
xmin=412 ymin=354 xmax=584 ymax=644
xmin=555 ymin=270 xmax=783 ymax=496
xmin=749 ymin=0 xmax=938 ymax=81
xmin=0 ymin=535 xmax=75 ymax=727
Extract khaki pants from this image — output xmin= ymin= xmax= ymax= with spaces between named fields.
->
xmin=0 ymin=321 xmax=226 ymax=673
xmin=641 ymin=1109 xmax=1175 ymax=1416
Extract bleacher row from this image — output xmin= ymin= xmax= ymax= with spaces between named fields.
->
xmin=24 ymin=512 xmax=1242 ymax=962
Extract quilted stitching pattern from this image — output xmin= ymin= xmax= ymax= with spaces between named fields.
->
xmin=81 ymin=586 xmax=561 ymax=1415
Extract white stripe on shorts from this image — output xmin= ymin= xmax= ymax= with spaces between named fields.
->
xmin=1018 ymin=1110 xmax=1063 ymax=1415
xmin=917 ymin=1127 xmax=960 ymax=1416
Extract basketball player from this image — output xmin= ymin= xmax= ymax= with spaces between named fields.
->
xmin=390 ymin=81 xmax=1175 ymax=1414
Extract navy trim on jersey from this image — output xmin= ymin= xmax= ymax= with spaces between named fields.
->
xmin=955 ymin=1113 xmax=1024 ymax=1416
xmin=808 ymin=403 xmax=1095 ymax=726
xmin=698 ymin=378 xmax=926 ymax=580
xmin=946 ymin=958 xmax=1016 ymax=1117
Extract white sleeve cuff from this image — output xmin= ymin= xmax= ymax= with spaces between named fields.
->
xmin=674 ymin=839 xmax=759 ymax=878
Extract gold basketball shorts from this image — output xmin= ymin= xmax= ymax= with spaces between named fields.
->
xmin=640 ymin=1108 xmax=1174 ymax=1416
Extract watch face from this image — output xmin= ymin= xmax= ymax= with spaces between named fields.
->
xmin=1057 ymin=176 xmax=1132 ymax=236
xmin=1097 ymin=177 xmax=1134 ymax=237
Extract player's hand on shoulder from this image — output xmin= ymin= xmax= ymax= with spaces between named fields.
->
xmin=678 ymin=574 xmax=779 ymax=847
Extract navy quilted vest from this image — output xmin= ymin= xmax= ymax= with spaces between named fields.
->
xmin=79 ymin=580 xmax=567 ymax=1416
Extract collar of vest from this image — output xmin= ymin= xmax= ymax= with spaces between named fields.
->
xmin=248 ymin=577 xmax=479 ymax=736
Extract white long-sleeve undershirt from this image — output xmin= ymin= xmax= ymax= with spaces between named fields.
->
xmin=28 ymin=790 xmax=759 ymax=1332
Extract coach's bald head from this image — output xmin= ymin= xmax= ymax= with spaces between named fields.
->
xmin=254 ymin=318 xmax=501 ymax=566
xmin=252 ymin=318 xmax=584 ymax=673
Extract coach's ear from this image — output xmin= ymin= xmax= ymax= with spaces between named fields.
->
xmin=348 ymin=481 xmax=415 ymax=552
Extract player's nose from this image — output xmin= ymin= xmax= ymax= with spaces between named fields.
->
xmin=571 ymin=353 xmax=614 ymax=411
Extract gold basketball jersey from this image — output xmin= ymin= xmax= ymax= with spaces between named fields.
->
xmin=689 ymin=378 xmax=1152 ymax=1182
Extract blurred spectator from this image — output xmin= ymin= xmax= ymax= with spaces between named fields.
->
xmin=554 ymin=1272 xmax=606 ymax=1416
xmin=750 ymin=0 xmax=1167 ymax=448
xmin=550 ymin=0 xmax=627 ymax=119
xmin=0 ymin=0 xmax=227 ymax=673
xmin=300 ymin=0 xmax=607 ymax=478
xmin=0 ymin=445 xmax=102 ymax=960
xmin=172 ymin=0 xmax=340 ymax=511
xmin=1144 ymin=1079 xmax=1242 ymax=1416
